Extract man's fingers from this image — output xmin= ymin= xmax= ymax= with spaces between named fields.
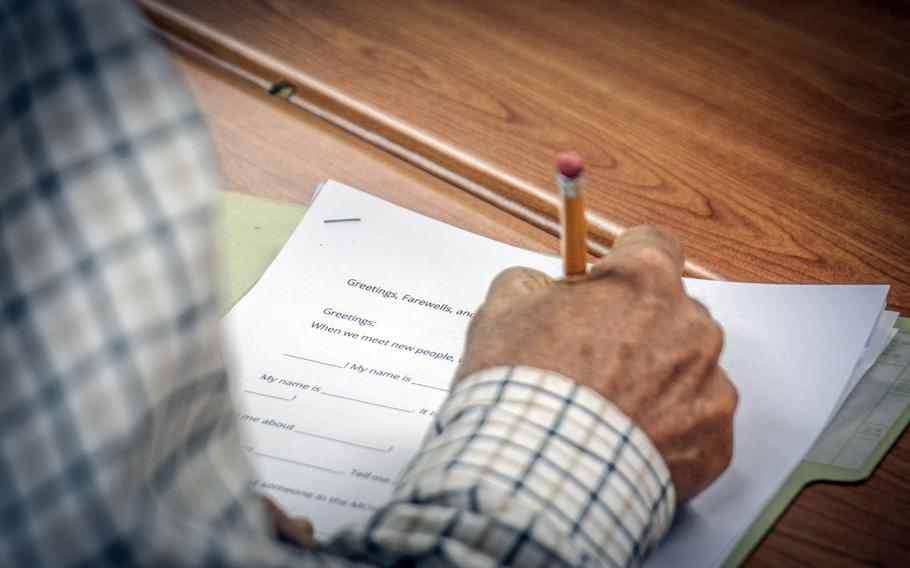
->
xmin=591 ymin=225 xmax=685 ymax=289
xmin=483 ymin=267 xmax=553 ymax=310
xmin=288 ymin=518 xmax=318 ymax=549
xmin=292 ymin=517 xmax=315 ymax=538
xmin=262 ymin=496 xmax=320 ymax=549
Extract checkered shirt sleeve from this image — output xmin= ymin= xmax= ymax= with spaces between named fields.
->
xmin=330 ymin=367 xmax=676 ymax=567
xmin=0 ymin=0 xmax=675 ymax=566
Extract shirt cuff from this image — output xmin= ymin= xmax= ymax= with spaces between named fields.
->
xmin=400 ymin=365 xmax=676 ymax=566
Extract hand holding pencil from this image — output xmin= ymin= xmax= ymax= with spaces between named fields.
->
xmin=455 ymin=153 xmax=737 ymax=501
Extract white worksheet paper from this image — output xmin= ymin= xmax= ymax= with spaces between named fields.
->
xmin=221 ymin=180 xmax=889 ymax=564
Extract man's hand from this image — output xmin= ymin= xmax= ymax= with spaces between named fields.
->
xmin=455 ymin=225 xmax=738 ymax=502
xmin=262 ymin=497 xmax=319 ymax=549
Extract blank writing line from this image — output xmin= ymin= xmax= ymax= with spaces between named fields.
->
xmin=252 ymin=451 xmax=344 ymax=474
xmin=410 ymin=382 xmax=450 ymax=393
xmin=283 ymin=353 xmax=345 ymax=368
xmin=245 ymin=389 xmax=296 ymax=401
xmin=321 ymin=391 xmax=413 ymax=413
xmin=295 ymin=429 xmax=393 ymax=453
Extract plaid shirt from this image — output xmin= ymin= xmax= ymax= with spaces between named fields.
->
xmin=0 ymin=0 xmax=674 ymax=565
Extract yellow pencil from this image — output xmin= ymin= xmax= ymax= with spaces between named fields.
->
xmin=557 ymin=151 xmax=588 ymax=276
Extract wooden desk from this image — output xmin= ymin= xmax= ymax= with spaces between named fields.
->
xmin=146 ymin=0 xmax=910 ymax=312
xmin=155 ymin=1 xmax=910 ymax=565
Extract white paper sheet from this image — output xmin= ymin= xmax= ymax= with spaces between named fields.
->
xmin=836 ymin=310 xmax=900 ymax=409
xmin=221 ymin=180 xmax=889 ymax=563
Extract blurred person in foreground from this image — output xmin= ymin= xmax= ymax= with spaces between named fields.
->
xmin=0 ymin=0 xmax=737 ymax=565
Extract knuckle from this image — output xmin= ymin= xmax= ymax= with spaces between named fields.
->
xmin=707 ymin=399 xmax=731 ymax=425
xmin=712 ymin=378 xmax=739 ymax=418
xmin=704 ymin=320 xmax=725 ymax=358
xmin=629 ymin=245 xmax=678 ymax=276
xmin=727 ymin=381 xmax=740 ymax=412
xmin=689 ymin=318 xmax=724 ymax=363
xmin=689 ymin=297 xmax=712 ymax=318
xmin=634 ymin=292 xmax=674 ymax=318
xmin=702 ymin=423 xmax=735 ymax=480
xmin=703 ymin=376 xmax=737 ymax=420
xmin=713 ymin=437 xmax=734 ymax=475
xmin=717 ymin=370 xmax=739 ymax=410
xmin=488 ymin=267 xmax=551 ymax=299
xmin=489 ymin=266 xmax=528 ymax=289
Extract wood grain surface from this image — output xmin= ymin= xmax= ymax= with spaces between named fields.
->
xmin=171 ymin=42 xmax=910 ymax=568
xmin=145 ymin=0 xmax=910 ymax=312
xmin=173 ymin=51 xmax=559 ymax=253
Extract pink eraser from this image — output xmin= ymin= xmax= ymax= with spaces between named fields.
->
xmin=557 ymin=151 xmax=583 ymax=178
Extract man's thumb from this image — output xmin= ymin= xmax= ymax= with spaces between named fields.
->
xmin=483 ymin=267 xmax=553 ymax=311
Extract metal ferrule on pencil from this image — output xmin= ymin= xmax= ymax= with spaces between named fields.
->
xmin=557 ymin=173 xmax=584 ymax=199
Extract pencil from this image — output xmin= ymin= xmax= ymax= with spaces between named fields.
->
xmin=557 ymin=151 xmax=588 ymax=276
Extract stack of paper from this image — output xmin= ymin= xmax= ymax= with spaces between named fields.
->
xmin=221 ymin=181 xmax=895 ymax=566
